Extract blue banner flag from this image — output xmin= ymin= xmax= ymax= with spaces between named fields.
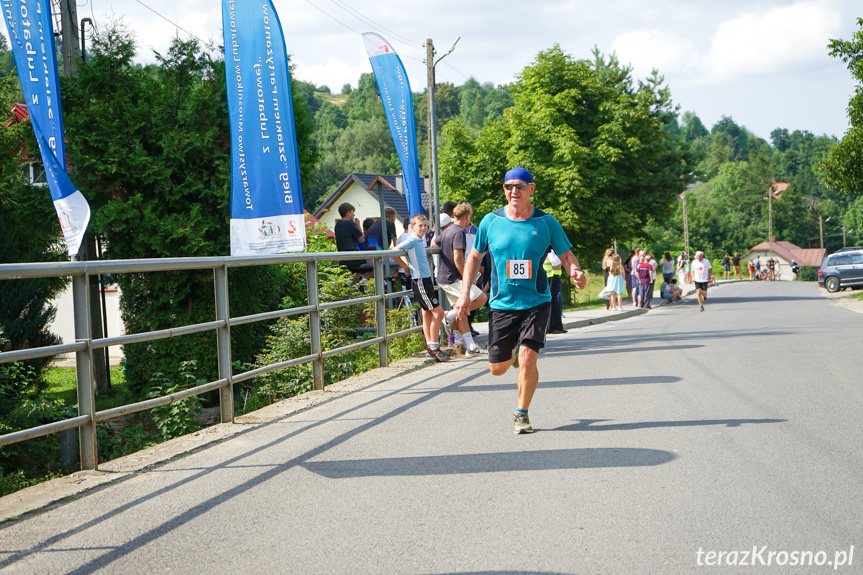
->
xmin=222 ymin=0 xmax=306 ymax=255
xmin=3 ymin=0 xmax=90 ymax=257
xmin=363 ymin=33 xmax=423 ymax=218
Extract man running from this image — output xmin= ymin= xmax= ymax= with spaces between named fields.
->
xmin=453 ymin=168 xmax=587 ymax=434
xmin=691 ymin=250 xmax=713 ymax=312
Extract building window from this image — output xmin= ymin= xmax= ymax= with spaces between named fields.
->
xmin=20 ymin=161 xmax=47 ymax=186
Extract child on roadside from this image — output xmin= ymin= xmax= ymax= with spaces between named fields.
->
xmin=605 ymin=254 xmax=626 ymax=311
xmin=392 ymin=214 xmax=450 ymax=362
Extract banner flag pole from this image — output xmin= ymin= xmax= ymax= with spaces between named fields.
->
xmin=363 ymin=32 xmax=423 ymax=218
xmin=4 ymin=0 xmax=91 ymax=258
xmin=222 ymin=0 xmax=306 ymax=255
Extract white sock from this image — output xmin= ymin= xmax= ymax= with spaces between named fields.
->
xmin=461 ymin=332 xmax=476 ymax=349
xmin=427 ymin=341 xmax=439 ymax=350
xmin=453 ymin=333 xmax=465 ymax=346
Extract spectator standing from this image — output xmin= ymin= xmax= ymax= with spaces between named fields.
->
xmin=605 ymin=254 xmax=626 ymax=311
xmin=748 ymin=258 xmax=756 ymax=281
xmin=602 ymin=248 xmax=615 ymax=311
xmin=392 ymin=215 xmax=450 ymax=362
xmin=334 ymin=202 xmax=372 ymax=280
xmin=366 ymin=207 xmax=398 ymax=252
xmin=676 ymin=252 xmax=688 ymax=288
xmin=731 ymin=252 xmax=742 ymax=279
xmin=646 ymin=253 xmax=658 ymax=308
xmin=721 ymin=252 xmax=731 ymax=280
xmin=637 ymin=255 xmax=652 ymax=308
xmin=624 ymin=250 xmax=635 ymax=304
xmin=661 ymin=252 xmax=675 ymax=284
xmin=630 ymin=250 xmax=643 ymax=308
xmin=396 ymin=216 xmax=411 ymax=247
xmin=436 ymin=204 xmax=488 ymax=355
xmin=544 ymin=249 xmax=566 ymax=333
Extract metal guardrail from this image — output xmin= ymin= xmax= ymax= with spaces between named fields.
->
xmin=0 ymin=249 xmax=427 ymax=470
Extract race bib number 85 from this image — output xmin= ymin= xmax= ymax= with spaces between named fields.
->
xmin=507 ymin=259 xmax=532 ymax=279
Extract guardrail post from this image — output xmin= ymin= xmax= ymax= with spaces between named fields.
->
xmin=214 ymin=265 xmax=234 ymax=423
xmin=306 ymin=261 xmax=324 ymax=390
xmin=374 ymin=257 xmax=388 ymax=367
xmin=73 ymin=272 xmax=97 ymax=470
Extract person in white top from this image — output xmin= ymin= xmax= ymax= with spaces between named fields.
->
xmin=690 ymin=251 xmax=714 ymax=312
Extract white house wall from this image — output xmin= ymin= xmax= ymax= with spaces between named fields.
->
xmin=318 ymin=181 xmax=390 ymax=231
xmin=48 ymin=285 xmax=125 ymax=360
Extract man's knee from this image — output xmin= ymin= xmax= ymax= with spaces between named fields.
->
xmin=489 ymin=361 xmax=510 ymax=376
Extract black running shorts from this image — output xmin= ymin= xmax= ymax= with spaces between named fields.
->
xmin=487 ymin=302 xmax=551 ymax=363
xmin=411 ymin=277 xmax=440 ymax=311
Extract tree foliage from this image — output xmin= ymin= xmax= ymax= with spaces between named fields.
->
xmin=0 ymin=77 xmax=66 ymax=382
xmin=439 ymin=46 xmax=695 ymax=263
xmin=820 ymin=17 xmax=863 ymax=200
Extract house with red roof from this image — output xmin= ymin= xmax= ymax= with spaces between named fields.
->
xmin=746 ymin=238 xmax=825 ymax=280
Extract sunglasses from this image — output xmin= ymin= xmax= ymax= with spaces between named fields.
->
xmin=503 ymin=183 xmax=530 ymax=191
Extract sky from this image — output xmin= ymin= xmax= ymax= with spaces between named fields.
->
xmin=62 ymin=0 xmax=862 ymax=141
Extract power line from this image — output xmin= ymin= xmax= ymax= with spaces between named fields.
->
xmin=302 ymin=0 xmax=364 ymax=36
xmin=326 ymin=0 xmax=422 ymax=50
xmin=133 ymin=0 xmax=205 ymax=44
xmin=301 ymin=0 xmax=424 ymax=61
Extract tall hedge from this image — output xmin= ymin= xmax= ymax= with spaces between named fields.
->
xmin=61 ymin=25 xmax=314 ymax=397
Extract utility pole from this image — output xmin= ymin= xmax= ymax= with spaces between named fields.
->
xmin=425 ymin=37 xmax=459 ymax=234
xmin=426 ymin=38 xmax=440 ymax=229
xmin=768 ymin=186 xmax=773 ymax=241
xmin=58 ymin=0 xmax=109 ymax=395
xmin=59 ymin=0 xmax=80 ymax=75
xmin=682 ymin=192 xmax=689 ymax=256
xmin=821 ymin=216 xmax=833 ymax=250
xmin=425 ymin=39 xmax=440 ymax=233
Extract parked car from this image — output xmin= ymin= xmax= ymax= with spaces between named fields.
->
xmin=818 ymin=248 xmax=863 ymax=292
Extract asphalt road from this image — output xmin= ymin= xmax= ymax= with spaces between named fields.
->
xmin=1 ymin=281 xmax=861 ymax=574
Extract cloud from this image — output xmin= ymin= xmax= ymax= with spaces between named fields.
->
xmin=293 ymin=57 xmax=370 ymax=91
xmin=697 ymin=1 xmax=842 ymax=84
xmin=610 ymin=30 xmax=700 ymax=77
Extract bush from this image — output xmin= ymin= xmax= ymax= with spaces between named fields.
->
xmin=796 ymin=266 xmax=817 ymax=281
xmin=146 ymin=360 xmax=203 ymax=440
xmin=0 ymin=396 xmax=71 ymax=496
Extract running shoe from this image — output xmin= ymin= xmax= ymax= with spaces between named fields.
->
xmin=465 ymin=345 xmax=487 ymax=357
xmin=513 ymin=411 xmax=534 ymax=434
xmin=427 ymin=347 xmax=450 ymax=362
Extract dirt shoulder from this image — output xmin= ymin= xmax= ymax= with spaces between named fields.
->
xmin=817 ymin=287 xmax=863 ymax=314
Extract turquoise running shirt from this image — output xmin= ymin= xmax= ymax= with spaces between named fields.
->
xmin=474 ymin=207 xmax=573 ymax=311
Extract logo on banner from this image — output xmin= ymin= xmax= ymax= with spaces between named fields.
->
xmin=258 ymin=220 xmax=281 ymax=238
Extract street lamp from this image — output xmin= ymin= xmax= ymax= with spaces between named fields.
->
xmin=426 ymin=37 xmax=460 ymax=233
xmin=820 ymin=216 xmax=831 ymax=249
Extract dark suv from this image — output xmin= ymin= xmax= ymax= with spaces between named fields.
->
xmin=818 ymin=248 xmax=863 ymax=292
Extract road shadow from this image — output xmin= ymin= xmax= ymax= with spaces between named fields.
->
xmin=551 ymin=418 xmax=787 ymax=432
xmin=441 ymin=375 xmax=682 ymax=394
xmin=302 ymin=447 xmax=676 ymax=478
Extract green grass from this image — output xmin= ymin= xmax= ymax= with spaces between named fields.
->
xmin=43 ymin=367 xmax=137 ymax=411
xmin=564 ymin=272 xmax=632 ymax=311
xmin=850 ymin=291 xmax=863 ymax=301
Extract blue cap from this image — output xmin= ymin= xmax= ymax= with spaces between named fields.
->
xmin=504 ymin=167 xmax=533 ymax=183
